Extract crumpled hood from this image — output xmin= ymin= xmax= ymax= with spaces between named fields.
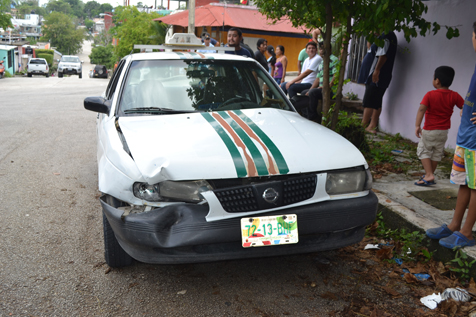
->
xmin=118 ymin=109 xmax=367 ymax=184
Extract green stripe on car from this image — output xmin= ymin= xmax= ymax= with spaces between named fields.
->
xmin=218 ymin=111 xmax=269 ymax=176
xmin=201 ymin=112 xmax=247 ymax=177
xmin=234 ymin=110 xmax=289 ymax=174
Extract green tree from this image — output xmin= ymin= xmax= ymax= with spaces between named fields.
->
xmin=254 ymin=0 xmax=459 ymax=130
xmin=84 ymin=18 xmax=94 ymax=31
xmin=100 ymin=3 xmax=113 ymax=13
xmin=46 ymin=0 xmax=73 ymax=15
xmin=109 ymin=6 xmax=163 ymax=59
xmin=84 ymin=0 xmax=100 ymax=18
xmin=89 ymin=44 xmax=115 ymax=68
xmin=64 ymin=0 xmax=85 ymax=19
xmin=0 ymin=0 xmax=13 ymax=29
xmin=41 ymin=11 xmax=86 ymax=55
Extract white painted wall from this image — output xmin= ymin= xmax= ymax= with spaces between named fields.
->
xmin=344 ymin=0 xmax=475 ymax=149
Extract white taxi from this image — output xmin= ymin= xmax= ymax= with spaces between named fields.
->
xmin=84 ymin=34 xmax=378 ymax=267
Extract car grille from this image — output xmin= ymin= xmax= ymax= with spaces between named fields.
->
xmin=213 ymin=174 xmax=317 ymax=213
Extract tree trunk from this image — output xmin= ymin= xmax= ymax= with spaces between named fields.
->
xmin=321 ymin=2 xmax=333 ymax=120
xmin=330 ymin=1 xmax=353 ymax=131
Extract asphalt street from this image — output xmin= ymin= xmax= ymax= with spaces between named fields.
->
xmin=0 ymin=41 xmax=415 ymax=316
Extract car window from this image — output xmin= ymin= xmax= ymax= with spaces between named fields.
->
xmin=29 ymin=59 xmax=46 ymax=64
xmin=118 ymin=59 xmax=290 ymax=115
xmin=61 ymin=57 xmax=80 ymax=63
xmin=106 ymin=59 xmax=126 ymax=100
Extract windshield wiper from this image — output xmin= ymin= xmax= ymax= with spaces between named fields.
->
xmin=124 ymin=107 xmax=200 ymax=114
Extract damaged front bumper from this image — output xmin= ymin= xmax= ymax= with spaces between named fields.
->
xmin=100 ymin=192 xmax=378 ymax=264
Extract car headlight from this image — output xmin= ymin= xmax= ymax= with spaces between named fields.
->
xmin=325 ymin=169 xmax=372 ymax=195
xmin=133 ymin=183 xmax=161 ymax=201
xmin=159 ymin=180 xmax=213 ymax=203
xmin=133 ymin=180 xmax=213 ymax=203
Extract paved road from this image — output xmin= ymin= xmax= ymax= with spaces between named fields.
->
xmin=0 ymin=42 xmax=398 ymax=316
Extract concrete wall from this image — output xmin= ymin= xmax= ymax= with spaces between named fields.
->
xmin=344 ymin=0 xmax=475 ymax=149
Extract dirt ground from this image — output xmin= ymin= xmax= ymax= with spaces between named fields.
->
xmin=327 ymin=233 xmax=476 ymax=317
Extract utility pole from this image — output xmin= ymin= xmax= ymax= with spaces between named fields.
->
xmin=188 ymin=0 xmax=195 ymax=35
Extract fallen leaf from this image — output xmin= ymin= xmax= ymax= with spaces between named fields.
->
xmin=386 ymin=199 xmax=391 ymax=203
xmin=320 ymin=291 xmax=338 ymax=301
xmin=177 ymin=290 xmax=187 ymax=295
xmin=379 ymin=286 xmax=401 ymax=297
xmin=403 ymin=273 xmax=419 ymax=284
xmin=105 ymin=267 xmax=111 ymax=274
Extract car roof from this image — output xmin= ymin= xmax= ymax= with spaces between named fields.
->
xmin=127 ymin=51 xmax=254 ymax=62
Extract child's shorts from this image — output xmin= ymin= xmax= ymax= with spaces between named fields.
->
xmin=450 ymin=145 xmax=476 ymax=189
xmin=417 ymin=129 xmax=448 ymax=161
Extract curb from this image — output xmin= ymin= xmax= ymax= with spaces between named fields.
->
xmin=376 ymin=192 xmax=476 ymax=278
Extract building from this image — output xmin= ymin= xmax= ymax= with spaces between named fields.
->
xmin=156 ymin=3 xmax=311 ymax=72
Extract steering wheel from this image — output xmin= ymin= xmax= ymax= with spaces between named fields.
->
xmin=217 ymin=96 xmax=252 ymax=109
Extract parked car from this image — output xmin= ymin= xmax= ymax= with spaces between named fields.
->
xmin=27 ymin=58 xmax=49 ymax=77
xmin=57 ymin=55 xmax=82 ymax=78
xmin=92 ymin=65 xmax=108 ymax=78
xmin=84 ymin=34 xmax=378 ymax=267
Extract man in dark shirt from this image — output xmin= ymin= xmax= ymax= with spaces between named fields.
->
xmin=254 ymin=38 xmax=268 ymax=70
xmin=361 ymin=31 xmax=397 ymax=133
xmin=225 ymin=27 xmax=252 ymax=58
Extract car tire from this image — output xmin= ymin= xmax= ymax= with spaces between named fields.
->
xmin=27 ymin=73 xmax=32 ymax=77
xmin=46 ymin=73 xmax=49 ymax=78
xmin=103 ymin=196 xmax=133 ymax=268
xmin=79 ymin=72 xmax=82 ymax=79
xmin=58 ymin=72 xmax=63 ymax=78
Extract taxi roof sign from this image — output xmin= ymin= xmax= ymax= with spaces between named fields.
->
xmin=166 ymin=33 xmax=202 ymax=46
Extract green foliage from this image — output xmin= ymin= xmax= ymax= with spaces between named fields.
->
xmin=84 ymin=0 xmax=101 ymax=18
xmin=446 ymin=249 xmax=476 ymax=284
xmin=16 ymin=0 xmax=47 ymax=17
xmin=367 ymin=212 xmax=433 ymax=263
xmin=37 ymin=53 xmax=53 ymax=66
xmin=46 ymin=0 xmax=73 ymax=16
xmin=41 ymin=12 xmax=86 ymax=55
xmin=345 ymin=91 xmax=358 ymax=100
xmin=89 ymin=45 xmax=115 ymax=69
xmin=109 ymin=6 xmax=163 ymax=60
xmin=85 ymin=19 xmax=94 ymax=30
xmin=0 ymin=0 xmax=13 ymax=30
xmin=35 ymin=49 xmax=54 ymax=56
xmin=26 ymin=37 xmax=38 ymax=45
xmin=4 ymin=70 xmax=13 ymax=78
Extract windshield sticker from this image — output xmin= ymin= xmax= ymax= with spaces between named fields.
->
xmin=201 ymin=111 xmax=289 ymax=177
xmin=174 ymin=52 xmax=214 ymax=60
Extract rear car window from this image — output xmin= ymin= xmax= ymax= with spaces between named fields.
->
xmin=29 ymin=59 xmax=46 ymax=64
xmin=61 ymin=57 xmax=80 ymax=63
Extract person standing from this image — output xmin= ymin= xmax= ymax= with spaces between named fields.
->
xmin=197 ymin=34 xmax=216 ymax=53
xmin=361 ymin=31 xmax=398 ymax=133
xmin=225 ymin=28 xmax=252 ymax=57
xmin=280 ymin=41 xmax=321 ymax=99
xmin=426 ymin=22 xmax=476 ymax=249
xmin=267 ymin=45 xmax=276 ymax=75
xmin=273 ymin=45 xmax=287 ymax=84
xmin=254 ymin=38 xmax=268 ymax=70
xmin=414 ymin=66 xmax=464 ymax=186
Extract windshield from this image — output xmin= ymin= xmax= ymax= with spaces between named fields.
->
xmin=118 ymin=59 xmax=291 ymax=115
xmin=61 ymin=57 xmax=80 ymax=63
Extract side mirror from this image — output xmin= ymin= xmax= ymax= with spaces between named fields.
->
xmin=81 ymin=61 xmax=84 ymax=63
xmin=84 ymin=96 xmax=111 ymax=114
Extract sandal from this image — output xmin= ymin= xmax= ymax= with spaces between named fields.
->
xmin=414 ymin=179 xmax=435 ymax=186
xmin=426 ymin=224 xmax=453 ymax=239
xmin=439 ymin=232 xmax=476 ymax=249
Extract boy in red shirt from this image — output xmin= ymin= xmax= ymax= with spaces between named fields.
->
xmin=414 ymin=66 xmax=464 ymax=186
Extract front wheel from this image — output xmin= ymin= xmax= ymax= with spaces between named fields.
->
xmin=79 ymin=72 xmax=82 ymax=79
xmin=58 ymin=72 xmax=63 ymax=78
xmin=27 ymin=73 xmax=32 ymax=77
xmin=103 ymin=196 xmax=133 ymax=267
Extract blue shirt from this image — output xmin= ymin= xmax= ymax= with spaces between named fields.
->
xmin=457 ymin=64 xmax=476 ymax=150
xmin=225 ymin=47 xmax=252 ymax=58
